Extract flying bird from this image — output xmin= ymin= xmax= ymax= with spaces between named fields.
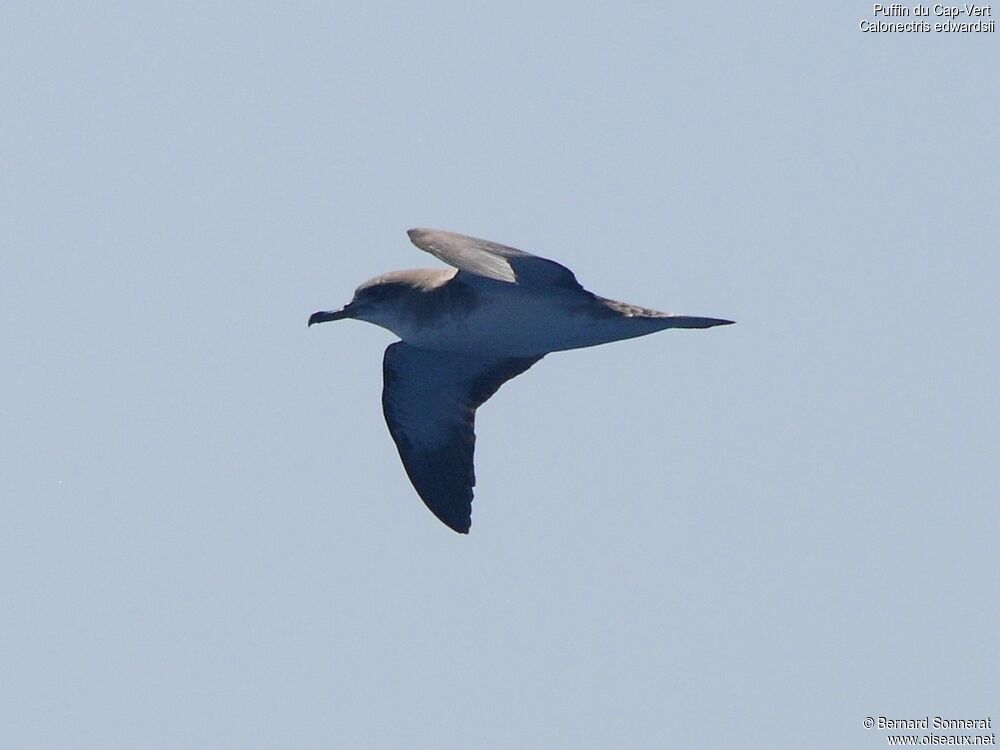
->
xmin=309 ymin=228 xmax=733 ymax=533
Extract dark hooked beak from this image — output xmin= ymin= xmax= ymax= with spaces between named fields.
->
xmin=308 ymin=304 xmax=354 ymax=326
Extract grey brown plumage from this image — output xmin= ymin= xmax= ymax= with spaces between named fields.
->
xmin=309 ymin=228 xmax=733 ymax=533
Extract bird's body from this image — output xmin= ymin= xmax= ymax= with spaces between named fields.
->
xmin=310 ymin=228 xmax=733 ymax=533
xmin=363 ymin=270 xmax=696 ymax=358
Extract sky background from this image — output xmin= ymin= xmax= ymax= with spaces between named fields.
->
xmin=3 ymin=3 xmax=997 ymax=748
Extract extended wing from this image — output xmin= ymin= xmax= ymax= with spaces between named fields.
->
xmin=407 ymin=228 xmax=582 ymax=289
xmin=381 ymin=342 xmax=542 ymax=533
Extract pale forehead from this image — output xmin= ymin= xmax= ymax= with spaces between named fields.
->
xmin=355 ymin=268 xmax=456 ymax=295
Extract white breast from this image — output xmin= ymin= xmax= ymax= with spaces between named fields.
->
xmin=396 ymin=285 xmax=646 ymax=357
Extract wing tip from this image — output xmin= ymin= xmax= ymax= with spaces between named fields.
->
xmin=406 ymin=227 xmax=435 ymax=248
xmin=433 ymin=511 xmax=471 ymax=534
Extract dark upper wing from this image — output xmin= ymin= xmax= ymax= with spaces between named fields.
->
xmin=381 ymin=342 xmax=543 ymax=533
xmin=406 ymin=228 xmax=582 ymax=289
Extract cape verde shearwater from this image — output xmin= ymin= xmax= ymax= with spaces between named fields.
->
xmin=309 ymin=228 xmax=733 ymax=533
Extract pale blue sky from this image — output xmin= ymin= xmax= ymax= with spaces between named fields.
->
xmin=3 ymin=3 xmax=997 ymax=748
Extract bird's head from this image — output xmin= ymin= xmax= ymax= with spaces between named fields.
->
xmin=308 ymin=275 xmax=405 ymax=328
xmin=309 ymin=269 xmax=457 ymax=335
